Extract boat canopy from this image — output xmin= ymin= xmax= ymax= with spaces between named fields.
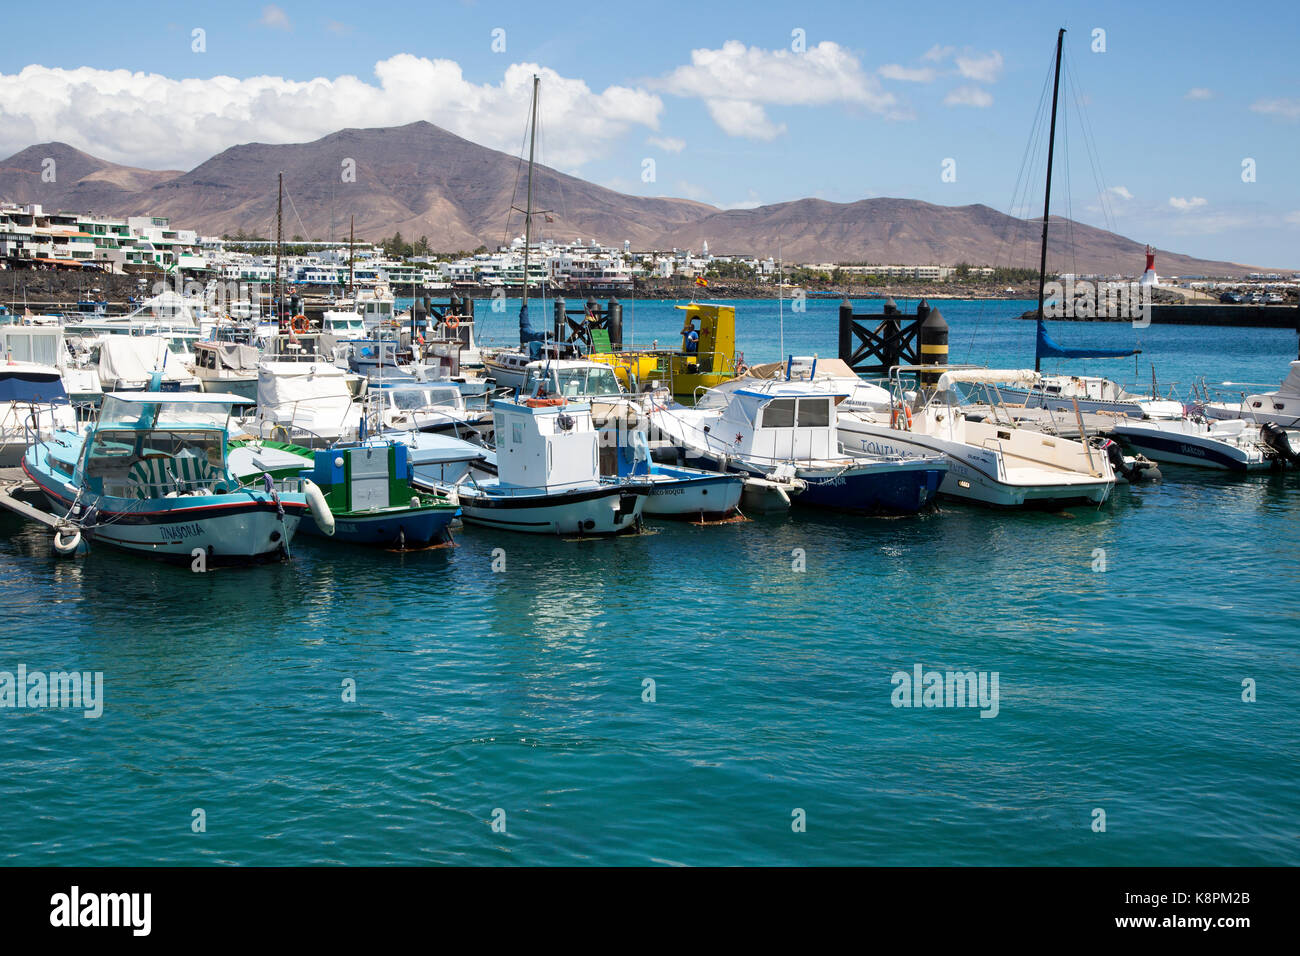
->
xmin=0 ymin=365 xmax=68 ymax=404
xmin=935 ymin=369 xmax=1042 ymax=391
xmin=1036 ymin=317 xmax=1139 ymax=362
xmin=98 ymin=392 xmax=245 ymax=428
xmin=97 ymin=336 xmax=192 ymax=384
xmin=198 ymin=341 xmax=259 ymax=372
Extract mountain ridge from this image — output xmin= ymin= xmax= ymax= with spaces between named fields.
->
xmin=0 ymin=124 xmax=1275 ymax=277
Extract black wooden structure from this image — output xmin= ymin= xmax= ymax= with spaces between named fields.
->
xmin=553 ymin=296 xmax=624 ymax=351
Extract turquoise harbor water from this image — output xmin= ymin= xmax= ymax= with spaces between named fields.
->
xmin=1 ymin=298 xmax=1297 ymax=866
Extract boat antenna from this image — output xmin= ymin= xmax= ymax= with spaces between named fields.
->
xmin=348 ymin=215 xmax=354 ymax=301
xmin=1034 ymin=27 xmax=1065 ymax=374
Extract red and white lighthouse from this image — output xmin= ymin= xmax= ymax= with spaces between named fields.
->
xmin=1139 ymin=244 xmax=1158 ymax=287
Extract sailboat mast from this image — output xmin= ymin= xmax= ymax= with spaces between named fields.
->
xmin=275 ymin=171 xmax=283 ymax=326
xmin=1035 ymin=27 xmax=1065 ymax=373
xmin=522 ymin=74 xmax=539 ymax=321
xmin=348 ymin=215 xmax=355 ymax=300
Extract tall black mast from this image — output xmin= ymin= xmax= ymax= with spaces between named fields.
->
xmin=1035 ymin=27 xmax=1065 ymax=373
xmin=275 ymin=171 xmax=283 ymax=326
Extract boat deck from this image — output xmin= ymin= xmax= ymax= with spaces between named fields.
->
xmin=962 ymin=405 xmax=1127 ymax=439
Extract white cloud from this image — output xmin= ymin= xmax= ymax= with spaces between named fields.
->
xmin=704 ymin=99 xmax=786 ymax=140
xmin=647 ymin=136 xmax=685 ymax=153
xmin=922 ymin=45 xmax=954 ymax=62
xmin=1108 ymin=186 xmax=1133 ymax=200
xmin=955 ymin=50 xmax=1003 ymax=84
xmin=324 ymin=20 xmax=352 ymax=36
xmin=260 ymin=5 xmax=291 ymax=30
xmin=1169 ymin=196 xmax=1208 ymax=211
xmin=723 ymin=190 xmax=762 ymax=210
xmin=0 ymin=57 xmax=664 ymax=170
xmin=1251 ymin=97 xmax=1300 ymax=120
xmin=1286 ymin=210 xmax=1300 ymax=226
xmin=944 ymin=86 xmax=993 ymax=108
xmin=879 ymin=64 xmax=936 ymax=83
xmin=657 ymin=40 xmax=897 ymax=139
xmin=1184 ymin=87 xmax=1213 ymax=100
xmin=673 ymin=180 xmax=711 ymax=202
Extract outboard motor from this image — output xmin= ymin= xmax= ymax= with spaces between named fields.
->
xmin=1261 ymin=422 xmax=1300 ymax=466
xmin=1094 ymin=436 xmax=1160 ymax=482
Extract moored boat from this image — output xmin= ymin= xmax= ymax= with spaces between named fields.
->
xmin=23 ymin=392 xmax=325 ymax=562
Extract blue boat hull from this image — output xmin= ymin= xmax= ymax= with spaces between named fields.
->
xmin=794 ymin=464 xmax=946 ymax=514
xmin=300 ymin=507 xmax=457 ymax=547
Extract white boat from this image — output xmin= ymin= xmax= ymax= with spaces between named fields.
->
xmin=433 ymin=393 xmax=649 ymax=535
xmin=1202 ymin=361 xmax=1300 ymax=427
xmin=1112 ymin=417 xmax=1281 ymax=471
xmin=835 ymin=367 xmax=1118 ymax=507
xmin=990 ymin=373 xmax=1184 ymax=419
xmin=93 ymin=335 xmax=202 ymax=393
xmin=368 ymin=381 xmax=488 ymax=439
xmin=193 ymin=341 xmax=259 ymax=402
xmin=649 ymin=372 xmax=948 ymax=514
xmin=249 ymin=359 xmax=362 ymax=446
xmin=0 ymin=321 xmax=102 ymax=406
xmin=618 ymin=431 xmax=744 ymax=519
xmin=0 ymin=362 xmax=78 ymax=467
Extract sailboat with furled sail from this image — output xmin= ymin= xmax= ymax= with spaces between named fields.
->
xmin=480 ymin=75 xmax=570 ymax=390
xmin=995 ymin=28 xmax=1182 ymax=420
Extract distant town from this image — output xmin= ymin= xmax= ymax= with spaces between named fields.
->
xmin=2 ymin=201 xmax=1297 ymax=305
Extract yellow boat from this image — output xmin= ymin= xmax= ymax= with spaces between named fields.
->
xmin=588 ymin=302 xmax=740 ymax=403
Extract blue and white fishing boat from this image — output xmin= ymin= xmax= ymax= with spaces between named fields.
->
xmin=427 ymin=393 xmax=650 ymax=535
xmin=650 ymin=373 xmax=948 ymax=514
xmin=23 ymin=392 xmax=329 ymax=562
xmin=616 ymin=430 xmax=744 ymax=520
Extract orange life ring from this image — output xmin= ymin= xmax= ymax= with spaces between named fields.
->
xmin=524 ymin=396 xmax=567 ymax=408
xmin=446 ymin=315 xmax=460 ymax=330
xmin=890 ymin=403 xmax=913 ymax=430
xmin=291 ymin=314 xmax=309 ymax=333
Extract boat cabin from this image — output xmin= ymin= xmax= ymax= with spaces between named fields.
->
xmin=70 ymin=393 xmax=243 ymax=499
xmin=493 ymin=397 xmax=599 ymax=492
xmin=722 ymin=384 xmax=842 ymax=462
xmin=522 ymin=361 xmax=624 ymax=401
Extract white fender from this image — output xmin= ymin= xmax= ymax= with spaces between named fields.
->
xmin=631 ymin=429 xmax=650 ymax=464
xmin=302 ymin=479 xmax=335 ymax=536
xmin=53 ymin=526 xmax=82 ymax=556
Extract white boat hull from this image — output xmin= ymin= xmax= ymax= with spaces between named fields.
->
xmin=838 ymin=417 xmax=1114 ymax=507
xmin=457 ymin=482 xmax=646 ymax=535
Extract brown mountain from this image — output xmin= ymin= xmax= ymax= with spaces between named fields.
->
xmin=653 ymin=197 xmax=1269 ymax=278
xmin=0 ymin=142 xmax=181 ymax=214
xmin=0 ymin=125 xmax=1272 ymax=276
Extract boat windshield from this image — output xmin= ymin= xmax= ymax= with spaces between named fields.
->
xmin=99 ymin=396 xmax=234 ymax=428
xmin=525 ymin=366 xmax=621 ymax=398
xmin=391 ymin=387 xmax=462 ymax=410
xmin=85 ymin=428 xmax=228 ymax=495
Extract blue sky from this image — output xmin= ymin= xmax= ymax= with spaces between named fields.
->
xmin=1 ymin=0 xmax=1297 ymax=266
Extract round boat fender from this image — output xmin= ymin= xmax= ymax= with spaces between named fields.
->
xmin=303 ymin=479 xmax=335 ymax=536
xmin=53 ymin=526 xmax=82 ymax=556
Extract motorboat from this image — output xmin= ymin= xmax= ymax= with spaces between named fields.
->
xmin=648 ymin=371 xmax=948 ymax=514
xmin=249 ymin=358 xmax=362 ymax=446
xmin=989 ymin=372 xmax=1185 ymax=419
xmin=0 ymin=321 xmax=102 ymax=406
xmin=193 ymin=340 xmax=259 ymax=402
xmin=833 ymin=366 xmax=1118 ymax=507
xmin=428 ymin=393 xmax=649 ymax=535
xmin=1111 ymin=416 xmax=1290 ymax=471
xmin=228 ymin=437 xmax=460 ymax=548
xmin=368 ymin=381 xmax=488 ymax=440
xmin=22 ymin=392 xmax=328 ymax=562
xmin=1202 ymin=361 xmax=1300 ymax=427
xmin=0 ymin=362 xmax=77 ymax=467
xmin=616 ymin=430 xmax=744 ymax=520
xmin=92 ymin=335 xmax=202 ymax=393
